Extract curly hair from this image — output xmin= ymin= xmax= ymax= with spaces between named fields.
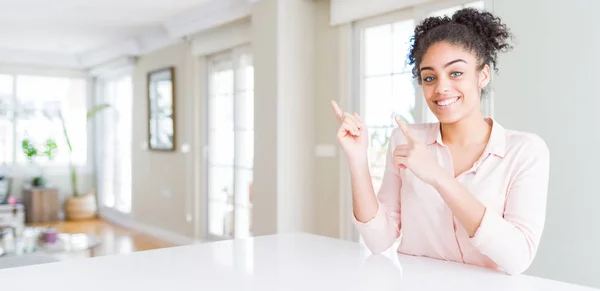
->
xmin=408 ymin=8 xmax=513 ymax=83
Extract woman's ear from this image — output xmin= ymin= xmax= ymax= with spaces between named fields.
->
xmin=479 ymin=64 xmax=491 ymax=89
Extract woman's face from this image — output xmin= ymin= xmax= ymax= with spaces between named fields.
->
xmin=419 ymin=41 xmax=490 ymax=124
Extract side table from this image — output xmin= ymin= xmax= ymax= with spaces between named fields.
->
xmin=22 ymin=187 xmax=60 ymax=223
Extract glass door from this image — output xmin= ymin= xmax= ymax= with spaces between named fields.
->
xmin=206 ymin=45 xmax=254 ymax=240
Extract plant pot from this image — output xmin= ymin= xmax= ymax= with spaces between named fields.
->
xmin=31 ymin=176 xmax=47 ymax=187
xmin=65 ymin=192 xmax=97 ymax=220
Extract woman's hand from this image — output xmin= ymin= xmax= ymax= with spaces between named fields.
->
xmin=393 ymin=117 xmax=449 ymax=186
xmin=330 ymin=100 xmax=369 ymax=163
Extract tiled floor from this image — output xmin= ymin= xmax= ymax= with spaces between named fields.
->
xmin=27 ymin=219 xmax=175 ymax=257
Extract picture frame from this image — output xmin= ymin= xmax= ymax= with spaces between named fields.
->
xmin=147 ymin=66 xmax=176 ymax=151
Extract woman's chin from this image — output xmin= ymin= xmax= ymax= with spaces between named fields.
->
xmin=433 ymin=111 xmax=464 ymax=124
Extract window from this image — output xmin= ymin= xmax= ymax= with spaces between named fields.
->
xmin=206 ymin=45 xmax=254 ymax=240
xmin=97 ymin=75 xmax=133 ymax=214
xmin=0 ymin=74 xmax=88 ymax=168
xmin=356 ymin=14 xmax=417 ymax=194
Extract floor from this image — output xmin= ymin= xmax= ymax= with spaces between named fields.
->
xmin=27 ymin=218 xmax=175 ymax=257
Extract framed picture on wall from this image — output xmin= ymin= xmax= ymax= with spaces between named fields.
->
xmin=147 ymin=66 xmax=176 ymax=151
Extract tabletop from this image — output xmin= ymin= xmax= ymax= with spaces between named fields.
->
xmin=0 ymin=232 xmax=596 ymax=291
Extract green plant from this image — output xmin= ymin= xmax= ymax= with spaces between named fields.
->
xmin=21 ymin=139 xmax=39 ymax=162
xmin=59 ymin=104 xmax=110 ymax=197
xmin=21 ymin=137 xmax=58 ymax=187
xmin=42 ymin=139 xmax=58 ymax=161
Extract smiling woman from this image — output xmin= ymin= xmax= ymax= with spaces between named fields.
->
xmin=333 ymin=8 xmax=550 ymax=276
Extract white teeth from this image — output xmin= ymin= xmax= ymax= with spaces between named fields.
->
xmin=436 ymin=97 xmax=459 ymax=106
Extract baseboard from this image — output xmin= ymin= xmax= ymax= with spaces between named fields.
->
xmin=99 ymin=208 xmax=198 ymax=246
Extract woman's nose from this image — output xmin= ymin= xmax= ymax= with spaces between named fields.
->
xmin=435 ymin=78 xmax=452 ymax=94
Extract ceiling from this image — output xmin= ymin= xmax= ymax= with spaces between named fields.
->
xmin=0 ymin=0 xmax=215 ymax=67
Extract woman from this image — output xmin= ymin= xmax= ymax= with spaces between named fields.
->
xmin=330 ymin=8 xmax=549 ymax=275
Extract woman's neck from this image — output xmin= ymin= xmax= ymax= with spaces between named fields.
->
xmin=440 ymin=112 xmax=492 ymax=147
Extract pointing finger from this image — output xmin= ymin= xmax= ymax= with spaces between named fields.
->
xmin=395 ymin=116 xmax=416 ymax=144
xmin=330 ymin=100 xmax=344 ymax=121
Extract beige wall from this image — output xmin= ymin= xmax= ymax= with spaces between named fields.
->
xmin=314 ymin=0 xmax=341 ymax=238
xmin=252 ymin=0 xmax=318 ymax=235
xmin=132 ymin=42 xmax=197 ymax=238
xmin=250 ymin=0 xmax=279 ymax=236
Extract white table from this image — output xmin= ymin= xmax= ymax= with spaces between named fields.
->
xmin=0 ymin=233 xmax=596 ymax=290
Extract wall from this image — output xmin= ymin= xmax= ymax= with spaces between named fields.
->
xmin=276 ymin=0 xmax=316 ymax=233
xmin=251 ymin=0 xmax=317 ymax=235
xmin=131 ymin=42 xmax=196 ymax=238
xmin=493 ymin=0 xmax=599 ymax=288
xmin=250 ymin=0 xmax=279 ymax=236
xmin=314 ymin=0 xmax=341 ymax=238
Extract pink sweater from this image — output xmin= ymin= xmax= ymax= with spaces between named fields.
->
xmin=353 ymin=118 xmax=550 ymax=275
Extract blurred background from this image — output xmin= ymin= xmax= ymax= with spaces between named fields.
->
xmin=0 ymin=0 xmax=597 ymax=288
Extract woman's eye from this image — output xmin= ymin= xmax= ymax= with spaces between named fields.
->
xmin=451 ymin=71 xmax=463 ymax=77
xmin=423 ymin=76 xmax=434 ymax=82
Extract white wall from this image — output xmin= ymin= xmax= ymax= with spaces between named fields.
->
xmin=492 ymin=0 xmax=600 ymax=288
xmin=251 ymin=0 xmax=317 ymax=235
xmin=276 ymin=0 xmax=316 ymax=233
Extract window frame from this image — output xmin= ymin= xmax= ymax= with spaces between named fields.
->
xmin=352 ymin=9 xmax=420 ymax=125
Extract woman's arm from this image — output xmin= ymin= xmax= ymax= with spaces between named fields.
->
xmin=353 ymin=129 xmax=404 ymax=254
xmin=330 ymin=100 xmax=402 ymax=253
xmin=431 ymin=175 xmax=486 ymax=238
xmin=432 ymin=137 xmax=550 ymax=275
xmin=348 ymin=155 xmax=379 ymax=223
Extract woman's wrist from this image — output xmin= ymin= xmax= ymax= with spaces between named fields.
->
xmin=347 ymin=154 xmax=369 ymax=168
xmin=431 ymin=168 xmax=455 ymax=190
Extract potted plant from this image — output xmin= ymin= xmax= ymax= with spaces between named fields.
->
xmin=60 ymin=104 xmax=110 ymax=220
xmin=21 ymin=138 xmax=58 ymax=187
